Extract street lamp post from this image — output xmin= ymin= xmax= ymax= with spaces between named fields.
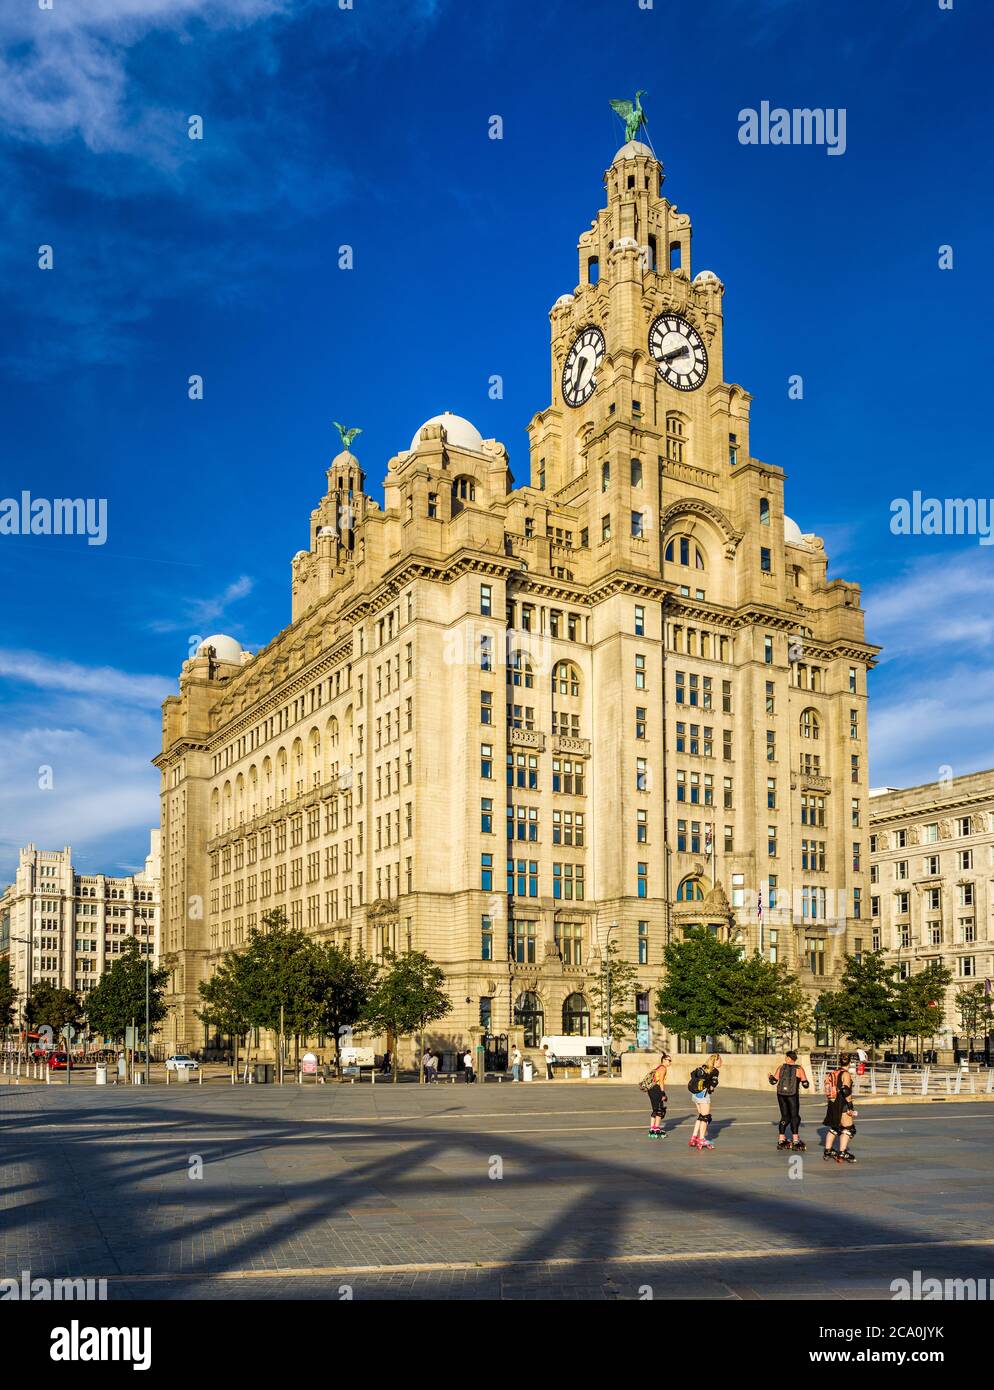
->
xmin=604 ymin=923 xmax=617 ymax=1081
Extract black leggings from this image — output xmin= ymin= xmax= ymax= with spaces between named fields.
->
xmin=777 ymin=1092 xmax=800 ymax=1135
xmin=647 ymin=1085 xmax=667 ymax=1119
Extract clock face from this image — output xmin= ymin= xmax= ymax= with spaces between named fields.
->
xmin=648 ymin=313 xmax=708 ymax=391
xmin=562 ymin=326 xmax=606 ymax=408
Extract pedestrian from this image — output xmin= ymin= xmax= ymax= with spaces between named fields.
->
xmin=380 ymin=1050 xmax=391 ymax=1075
xmin=511 ymin=1045 xmax=522 ymax=1082
xmin=116 ymin=1052 xmax=126 ymax=1086
xmin=542 ymin=1044 xmax=555 ymax=1081
xmin=823 ymin=1052 xmax=858 ymax=1164
xmin=463 ymin=1048 xmax=474 ymax=1083
xmin=768 ymin=1048 xmax=810 ymax=1151
xmin=421 ymin=1048 xmax=432 ymax=1083
xmin=639 ymin=1051 xmax=671 ymax=1139
xmin=687 ymin=1053 xmax=722 ymax=1150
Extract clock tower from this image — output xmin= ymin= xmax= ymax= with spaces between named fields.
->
xmin=527 ymin=137 xmax=745 ymax=585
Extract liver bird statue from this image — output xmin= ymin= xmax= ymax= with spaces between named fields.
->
xmin=610 ymin=90 xmax=647 ymax=145
xmin=333 ymin=422 xmax=362 ymax=451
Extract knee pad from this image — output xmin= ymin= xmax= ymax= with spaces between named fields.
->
xmin=844 ymin=1125 xmax=856 ymax=1138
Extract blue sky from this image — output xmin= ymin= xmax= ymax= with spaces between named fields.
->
xmin=1 ymin=0 xmax=992 ymax=880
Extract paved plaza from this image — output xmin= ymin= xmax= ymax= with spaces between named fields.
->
xmin=3 ymin=1080 xmax=993 ymax=1300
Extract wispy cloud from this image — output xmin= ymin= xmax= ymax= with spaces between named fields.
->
xmin=0 ymin=648 xmax=172 ymax=703
xmin=0 ymin=652 xmax=168 ymax=879
xmin=147 ymin=574 xmax=254 ymax=635
xmin=866 ymin=550 xmax=994 ymax=787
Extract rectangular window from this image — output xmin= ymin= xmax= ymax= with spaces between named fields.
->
xmin=637 ymin=862 xmax=648 ymax=899
xmin=634 ymin=604 xmax=645 ymax=636
xmin=601 ymin=514 xmax=611 ymax=542
xmin=481 ymin=915 xmax=493 ymax=960
xmin=480 ymin=584 xmax=492 ymax=616
xmin=481 ymin=744 xmax=493 ymax=779
xmin=480 ymin=855 xmax=493 ymax=892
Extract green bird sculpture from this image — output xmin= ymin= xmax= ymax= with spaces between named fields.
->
xmin=610 ymin=90 xmax=647 ymax=145
xmin=333 ymin=422 xmax=362 ymax=451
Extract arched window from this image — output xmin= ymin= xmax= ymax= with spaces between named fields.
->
xmin=676 ymin=876 xmax=706 ymax=902
xmin=451 ymin=476 xmax=476 ymax=515
xmin=308 ymin=728 xmax=321 ymax=787
xmin=665 ymin=413 xmax=686 ymax=464
xmin=800 ymin=708 xmax=821 ymax=740
xmin=587 ymin=255 xmax=599 ymax=285
xmin=507 ymin=651 xmax=534 ymax=689
xmin=669 ymin=240 xmax=682 ymax=271
xmin=553 ymin=661 xmax=581 ymax=698
xmin=562 ymin=992 xmax=590 ymax=1036
xmin=664 ymin=535 xmax=705 ymax=569
xmin=514 ymin=991 xmax=544 ymax=1047
xmin=759 ymin=497 xmax=771 ymax=526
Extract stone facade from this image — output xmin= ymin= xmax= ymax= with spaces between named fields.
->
xmin=0 ymin=831 xmax=161 ymax=1019
xmin=154 ymin=140 xmax=877 ymax=1058
xmin=869 ymin=770 xmax=994 ymax=1037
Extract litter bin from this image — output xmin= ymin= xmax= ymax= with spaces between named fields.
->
xmin=95 ymin=1064 xmax=107 ymax=1086
xmin=132 ymin=1071 xmax=145 ymax=1085
xmin=175 ymin=1066 xmax=190 ymax=1083
xmin=254 ymin=1062 xmax=274 ymax=1085
xmin=580 ymin=1061 xmax=591 ymax=1079
xmin=522 ymin=1059 xmax=534 ymax=1082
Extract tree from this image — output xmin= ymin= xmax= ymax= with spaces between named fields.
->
xmin=654 ymin=929 xmax=748 ymax=1044
xmin=0 ymin=959 xmax=18 ymax=1037
xmin=894 ymin=961 xmax=953 ymax=1058
xmin=368 ymin=950 xmax=451 ymax=1083
xmin=587 ymin=940 xmax=639 ymax=1047
xmin=315 ymin=944 xmax=380 ymax=1071
xmin=83 ymin=939 xmax=169 ymax=1059
xmin=236 ymin=910 xmax=327 ymax=1075
xmin=954 ymin=984 xmax=990 ymax=1048
xmin=198 ymin=956 xmax=253 ymax=1082
xmin=817 ymin=951 xmax=899 ymax=1060
xmin=25 ymin=982 xmax=83 ymax=1039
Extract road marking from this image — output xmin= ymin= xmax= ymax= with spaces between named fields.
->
xmin=88 ymin=1235 xmax=994 ymax=1284
xmin=11 ymin=1112 xmax=994 ymax=1142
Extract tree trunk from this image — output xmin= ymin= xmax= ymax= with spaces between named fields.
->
xmin=392 ymin=1034 xmax=399 ymax=1084
xmin=419 ymin=1026 xmax=425 ymax=1084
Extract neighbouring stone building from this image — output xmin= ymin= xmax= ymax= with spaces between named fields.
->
xmin=870 ymin=771 xmax=994 ymax=1040
xmin=0 ymin=832 xmax=161 ymax=1027
xmin=154 ymin=138 xmax=877 ymax=1060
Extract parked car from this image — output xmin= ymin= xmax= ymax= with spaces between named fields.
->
xmin=47 ymin=1052 xmax=73 ymax=1070
xmin=165 ymin=1054 xmax=200 ymax=1072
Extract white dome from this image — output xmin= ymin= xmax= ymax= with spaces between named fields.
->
xmin=694 ymin=269 xmax=723 ymax=288
xmin=613 ymin=140 xmax=655 ymax=162
xmin=198 ymin=634 xmax=243 ymax=663
xmin=410 ymin=411 xmax=484 ymax=455
xmin=783 ymin=515 xmax=805 ymax=546
xmin=317 ymin=526 xmax=336 ymax=538
xmin=616 ymin=236 xmax=640 ymax=251
xmin=553 ymin=293 xmax=574 ymax=308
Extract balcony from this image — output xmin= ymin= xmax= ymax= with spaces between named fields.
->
xmin=508 ymin=727 xmax=546 ymax=752
xmin=553 ymin=734 xmax=591 ymax=757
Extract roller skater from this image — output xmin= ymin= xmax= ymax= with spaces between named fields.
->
xmin=768 ymin=1048 xmax=809 ymax=1151
xmin=687 ymin=1053 xmax=721 ymax=1149
xmin=639 ymin=1052 xmax=671 ymax=1139
xmin=823 ymin=1052 xmax=858 ymax=1164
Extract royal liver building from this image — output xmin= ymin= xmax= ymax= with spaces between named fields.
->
xmin=155 ymin=138 xmax=877 ymax=1057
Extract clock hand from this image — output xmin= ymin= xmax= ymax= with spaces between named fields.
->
xmin=662 ymin=346 xmax=690 ymax=363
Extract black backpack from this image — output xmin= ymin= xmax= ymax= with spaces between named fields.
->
xmin=687 ymin=1065 xmax=709 ymax=1094
xmin=777 ymin=1063 xmax=798 ymax=1096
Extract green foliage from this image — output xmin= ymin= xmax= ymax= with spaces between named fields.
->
xmin=0 ymin=958 xmax=18 ymax=1030
xmin=235 ymin=910 xmax=327 ymax=1038
xmin=198 ymin=956 xmax=252 ymax=1039
xmin=655 ymin=930 xmax=811 ymax=1045
xmin=316 ymin=944 xmax=380 ymax=1061
xmin=83 ymin=939 xmax=169 ymax=1042
xmin=954 ymin=984 xmax=990 ymax=1039
xmin=587 ymin=940 xmax=639 ymax=1045
xmin=25 ymin=981 xmax=83 ymax=1036
xmin=654 ymin=929 xmax=748 ymax=1040
xmin=894 ymin=961 xmax=953 ymax=1045
xmin=816 ymin=951 xmax=899 ymax=1049
xmin=369 ymin=950 xmax=451 ymax=1080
